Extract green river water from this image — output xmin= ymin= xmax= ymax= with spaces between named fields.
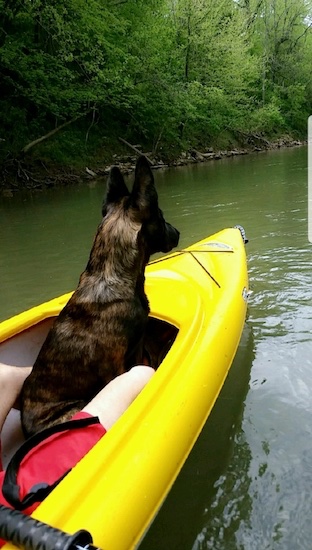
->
xmin=0 ymin=146 xmax=311 ymax=549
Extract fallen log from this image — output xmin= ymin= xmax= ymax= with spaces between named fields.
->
xmin=21 ymin=111 xmax=91 ymax=154
xmin=118 ymin=138 xmax=154 ymax=165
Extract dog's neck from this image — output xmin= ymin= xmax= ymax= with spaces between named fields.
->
xmin=75 ymin=213 xmax=151 ymax=304
xmin=76 ymin=243 xmax=148 ymax=303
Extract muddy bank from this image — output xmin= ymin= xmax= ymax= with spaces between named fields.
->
xmin=0 ymin=136 xmax=305 ymax=194
xmin=109 ymin=136 xmax=305 ymax=173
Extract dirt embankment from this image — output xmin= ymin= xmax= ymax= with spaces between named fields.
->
xmin=0 ymin=135 xmax=305 ymax=195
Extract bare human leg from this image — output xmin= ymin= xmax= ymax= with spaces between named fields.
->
xmin=0 ymin=364 xmax=32 ymax=433
xmin=83 ymin=365 xmax=155 ymax=429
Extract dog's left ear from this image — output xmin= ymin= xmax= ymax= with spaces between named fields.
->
xmin=130 ymin=156 xmax=158 ymax=219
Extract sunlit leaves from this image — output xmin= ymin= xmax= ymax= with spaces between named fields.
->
xmin=0 ymin=0 xmax=311 ymax=157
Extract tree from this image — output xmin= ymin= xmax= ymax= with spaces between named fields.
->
xmin=238 ymin=0 xmax=312 ymax=133
xmin=162 ymin=0 xmax=259 ymax=143
xmin=0 ymin=0 xmax=311 ymax=167
xmin=0 ymin=0 xmax=131 ymax=152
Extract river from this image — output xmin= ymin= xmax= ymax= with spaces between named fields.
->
xmin=0 ymin=146 xmax=311 ymax=549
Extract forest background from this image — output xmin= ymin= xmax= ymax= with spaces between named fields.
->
xmin=1 ymin=0 xmax=311 ymax=185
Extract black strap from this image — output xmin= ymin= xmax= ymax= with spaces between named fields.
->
xmin=2 ymin=416 xmax=100 ymax=510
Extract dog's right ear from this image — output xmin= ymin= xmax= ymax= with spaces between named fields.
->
xmin=130 ymin=156 xmax=158 ymax=220
xmin=102 ymin=167 xmax=129 ymax=216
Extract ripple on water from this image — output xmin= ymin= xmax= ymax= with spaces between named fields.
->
xmin=248 ymin=242 xmax=311 ymax=341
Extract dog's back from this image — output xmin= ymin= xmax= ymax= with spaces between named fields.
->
xmin=21 ymin=156 xmax=179 ymax=437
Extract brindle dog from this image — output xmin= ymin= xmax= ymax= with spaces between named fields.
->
xmin=21 ymin=156 xmax=179 ymax=437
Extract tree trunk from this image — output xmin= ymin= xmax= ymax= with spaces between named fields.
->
xmin=21 ymin=113 xmax=88 ymax=154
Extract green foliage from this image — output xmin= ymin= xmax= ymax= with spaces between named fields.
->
xmin=0 ymin=0 xmax=311 ymax=165
xmin=246 ymin=101 xmax=285 ymax=135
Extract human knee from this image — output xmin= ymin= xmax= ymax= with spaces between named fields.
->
xmin=83 ymin=366 xmax=155 ymax=429
xmin=0 ymin=364 xmax=32 ymax=388
xmin=127 ymin=365 xmax=155 ymax=385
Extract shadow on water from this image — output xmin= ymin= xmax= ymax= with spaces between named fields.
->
xmin=140 ymin=322 xmax=256 ymax=550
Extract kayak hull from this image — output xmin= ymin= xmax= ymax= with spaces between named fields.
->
xmin=0 ymin=227 xmax=248 ymax=550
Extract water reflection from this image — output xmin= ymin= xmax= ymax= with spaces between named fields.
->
xmin=140 ymin=325 xmax=255 ymax=550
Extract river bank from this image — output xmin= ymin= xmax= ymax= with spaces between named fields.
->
xmin=0 ymin=135 xmax=305 ymax=194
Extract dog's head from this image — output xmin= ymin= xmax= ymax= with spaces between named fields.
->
xmin=102 ymin=156 xmax=179 ymax=260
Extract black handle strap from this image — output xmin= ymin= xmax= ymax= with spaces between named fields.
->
xmin=2 ymin=416 xmax=100 ymax=511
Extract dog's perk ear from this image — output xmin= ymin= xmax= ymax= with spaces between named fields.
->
xmin=130 ymin=156 xmax=158 ymax=218
xmin=102 ymin=166 xmax=129 ymax=216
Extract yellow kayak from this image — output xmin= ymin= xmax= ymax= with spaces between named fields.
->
xmin=0 ymin=227 xmax=248 ymax=550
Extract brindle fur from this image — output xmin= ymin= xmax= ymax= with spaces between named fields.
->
xmin=21 ymin=156 xmax=179 ymax=437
